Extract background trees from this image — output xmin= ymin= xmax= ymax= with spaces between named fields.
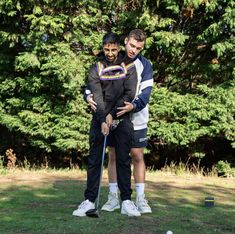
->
xmin=0 ymin=0 xmax=234 ymax=169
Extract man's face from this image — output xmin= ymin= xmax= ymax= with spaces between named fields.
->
xmin=125 ymin=37 xmax=145 ymax=59
xmin=103 ymin=43 xmax=120 ymax=63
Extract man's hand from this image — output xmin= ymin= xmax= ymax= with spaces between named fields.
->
xmin=87 ymin=94 xmax=97 ymax=112
xmin=106 ymin=114 xmax=113 ymax=128
xmin=116 ymin=101 xmax=134 ymax=117
xmin=101 ymin=122 xmax=109 ymax=136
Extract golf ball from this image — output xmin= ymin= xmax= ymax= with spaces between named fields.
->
xmin=166 ymin=231 xmax=173 ymax=234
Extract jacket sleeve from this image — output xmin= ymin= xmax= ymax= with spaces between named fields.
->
xmin=132 ymin=60 xmax=153 ymax=113
xmin=109 ymin=66 xmax=137 ymax=118
xmin=88 ymin=64 xmax=106 ymax=123
xmin=83 ymin=84 xmax=91 ymax=102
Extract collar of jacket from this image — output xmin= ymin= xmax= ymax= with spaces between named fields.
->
xmin=124 ymin=53 xmax=140 ymax=64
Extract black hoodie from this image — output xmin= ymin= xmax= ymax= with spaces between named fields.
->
xmin=88 ymin=51 xmax=137 ymax=124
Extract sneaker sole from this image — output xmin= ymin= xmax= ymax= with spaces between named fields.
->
xmin=121 ymin=209 xmax=141 ymax=217
xmin=72 ymin=212 xmax=86 ymax=217
xmin=139 ymin=209 xmax=152 ymax=214
xmin=101 ymin=204 xmax=120 ymax=212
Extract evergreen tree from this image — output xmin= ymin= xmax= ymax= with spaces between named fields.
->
xmin=0 ymin=0 xmax=234 ymax=166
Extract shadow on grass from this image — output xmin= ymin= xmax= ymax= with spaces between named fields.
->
xmin=144 ymin=179 xmax=235 ymax=234
xmin=0 ymin=176 xmax=235 ymax=234
xmin=145 ymin=179 xmax=235 ymax=208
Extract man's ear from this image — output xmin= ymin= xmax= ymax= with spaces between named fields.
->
xmin=124 ymin=37 xmax=128 ymax=44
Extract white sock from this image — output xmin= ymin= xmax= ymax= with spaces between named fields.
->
xmin=109 ymin=183 xmax=118 ymax=195
xmin=135 ymin=183 xmax=145 ymax=197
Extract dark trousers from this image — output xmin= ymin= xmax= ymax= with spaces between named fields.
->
xmin=84 ymin=117 xmax=133 ymax=202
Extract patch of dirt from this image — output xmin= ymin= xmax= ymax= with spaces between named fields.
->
xmin=1 ymin=169 xmax=235 ymax=192
xmin=0 ymin=170 xmax=88 ymax=187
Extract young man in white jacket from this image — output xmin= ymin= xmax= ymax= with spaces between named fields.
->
xmin=86 ymin=29 xmax=153 ymax=214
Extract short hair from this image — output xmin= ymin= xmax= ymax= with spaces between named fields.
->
xmin=102 ymin=32 xmax=120 ymax=46
xmin=127 ymin=29 xmax=146 ymax=42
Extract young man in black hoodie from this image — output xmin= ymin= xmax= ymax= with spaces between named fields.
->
xmin=72 ymin=32 xmax=141 ymax=217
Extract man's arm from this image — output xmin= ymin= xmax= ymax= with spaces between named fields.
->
xmin=117 ymin=59 xmax=153 ymax=116
xmin=132 ymin=59 xmax=153 ymax=113
xmin=88 ymin=64 xmax=106 ymax=124
xmin=109 ymin=65 xmax=137 ymax=118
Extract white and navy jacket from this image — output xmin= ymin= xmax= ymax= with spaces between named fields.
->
xmin=131 ymin=54 xmax=153 ymax=130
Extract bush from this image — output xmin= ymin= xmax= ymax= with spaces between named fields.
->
xmin=216 ymin=160 xmax=235 ymax=178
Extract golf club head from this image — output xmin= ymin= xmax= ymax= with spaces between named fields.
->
xmin=85 ymin=208 xmax=99 ymax=218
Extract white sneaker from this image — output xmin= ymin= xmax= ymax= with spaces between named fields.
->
xmin=72 ymin=199 xmax=95 ymax=217
xmin=136 ymin=194 xmax=152 ymax=213
xmin=101 ymin=192 xmax=120 ymax=211
xmin=121 ymin=200 xmax=141 ymax=216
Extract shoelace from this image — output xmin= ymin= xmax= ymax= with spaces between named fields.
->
xmin=78 ymin=200 xmax=89 ymax=209
xmin=127 ymin=201 xmax=139 ymax=211
xmin=140 ymin=201 xmax=149 ymax=207
xmin=106 ymin=199 xmax=112 ymax=205
xmin=106 ymin=194 xmax=117 ymax=205
xmin=138 ymin=198 xmax=149 ymax=206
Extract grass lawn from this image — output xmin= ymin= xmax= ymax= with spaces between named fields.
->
xmin=0 ymin=169 xmax=235 ymax=234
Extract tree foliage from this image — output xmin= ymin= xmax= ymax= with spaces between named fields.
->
xmin=0 ymin=0 xmax=234 ymax=165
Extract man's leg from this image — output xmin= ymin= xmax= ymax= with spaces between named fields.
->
xmin=108 ymin=147 xmax=117 ymax=183
xmin=131 ymin=147 xmax=146 ymax=199
xmin=107 ymin=147 xmax=119 ymax=195
xmin=101 ymin=146 xmax=120 ymax=211
xmin=114 ymin=120 xmax=132 ymax=201
xmin=107 ymin=143 xmax=146 ymax=198
xmin=131 ymin=129 xmax=152 ymax=214
xmin=131 ymin=147 xmax=146 ymax=184
xmin=114 ymin=119 xmax=140 ymax=216
xmin=72 ymin=118 xmax=103 ymax=217
xmin=84 ymin=136 xmax=104 ymax=202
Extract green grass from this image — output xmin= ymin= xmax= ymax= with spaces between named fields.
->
xmin=0 ymin=169 xmax=235 ymax=234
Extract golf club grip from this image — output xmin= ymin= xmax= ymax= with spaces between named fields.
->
xmin=102 ymin=135 xmax=107 ymax=156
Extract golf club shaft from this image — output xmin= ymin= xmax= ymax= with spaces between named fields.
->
xmin=96 ymin=135 xmax=107 ymax=209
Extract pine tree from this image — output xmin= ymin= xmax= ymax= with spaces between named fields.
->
xmin=0 ymin=0 xmax=234 ymax=166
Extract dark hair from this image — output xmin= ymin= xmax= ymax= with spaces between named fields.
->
xmin=127 ymin=29 xmax=146 ymax=42
xmin=102 ymin=32 xmax=120 ymax=46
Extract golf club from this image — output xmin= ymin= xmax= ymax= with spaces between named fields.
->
xmin=85 ymin=135 xmax=107 ymax=218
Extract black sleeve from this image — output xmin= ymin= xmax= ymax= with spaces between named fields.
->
xmin=88 ymin=64 xmax=106 ymax=123
xmin=110 ymin=66 xmax=137 ymax=118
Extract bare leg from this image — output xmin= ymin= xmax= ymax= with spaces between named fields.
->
xmin=131 ymin=147 xmax=145 ymax=183
xmin=131 ymin=147 xmax=152 ymax=213
xmin=101 ymin=146 xmax=119 ymax=212
xmin=108 ymin=146 xmax=146 ymax=183
xmin=108 ymin=146 xmax=117 ymax=183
